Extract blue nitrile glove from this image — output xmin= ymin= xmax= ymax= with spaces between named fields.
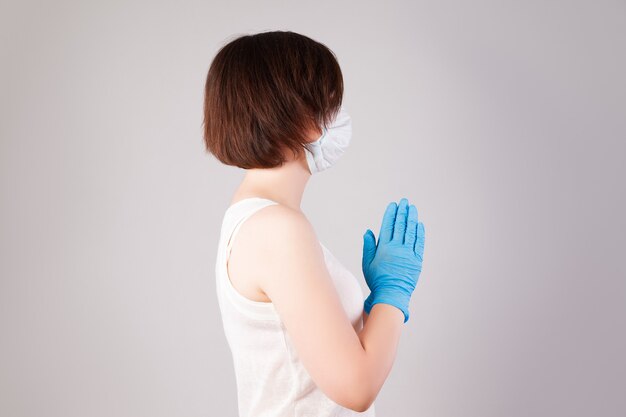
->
xmin=361 ymin=198 xmax=425 ymax=323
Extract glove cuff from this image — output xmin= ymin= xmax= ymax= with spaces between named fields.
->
xmin=364 ymin=290 xmax=410 ymax=323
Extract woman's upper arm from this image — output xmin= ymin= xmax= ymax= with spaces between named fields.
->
xmin=247 ymin=205 xmax=370 ymax=412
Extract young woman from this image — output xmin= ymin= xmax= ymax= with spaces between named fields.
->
xmin=203 ymin=30 xmax=425 ymax=417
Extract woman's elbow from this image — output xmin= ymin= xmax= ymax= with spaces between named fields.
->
xmin=352 ymin=396 xmax=374 ymax=413
xmin=346 ymin=362 xmax=375 ymax=412
xmin=349 ymin=389 xmax=374 ymax=413
xmin=330 ymin=375 xmax=371 ymax=412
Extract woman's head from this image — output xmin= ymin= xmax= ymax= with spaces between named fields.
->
xmin=203 ymin=30 xmax=344 ymax=169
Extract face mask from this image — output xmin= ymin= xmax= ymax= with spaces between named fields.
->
xmin=303 ymin=105 xmax=352 ymax=174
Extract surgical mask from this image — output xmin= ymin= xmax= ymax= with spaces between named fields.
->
xmin=303 ymin=105 xmax=352 ymax=174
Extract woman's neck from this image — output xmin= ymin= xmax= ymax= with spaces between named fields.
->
xmin=230 ymin=151 xmax=311 ymax=212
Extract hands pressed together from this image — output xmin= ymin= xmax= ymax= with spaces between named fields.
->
xmin=362 ymin=198 xmax=426 ymax=323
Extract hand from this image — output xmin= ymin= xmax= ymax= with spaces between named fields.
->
xmin=361 ymin=198 xmax=425 ymax=323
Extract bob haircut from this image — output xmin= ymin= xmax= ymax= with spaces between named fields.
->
xmin=203 ymin=30 xmax=344 ymax=169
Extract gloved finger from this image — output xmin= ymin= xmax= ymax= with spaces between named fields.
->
xmin=392 ymin=198 xmax=409 ymax=243
xmin=405 ymin=204 xmax=418 ymax=247
xmin=378 ymin=201 xmax=398 ymax=244
xmin=414 ymin=222 xmax=425 ymax=260
xmin=362 ymin=229 xmax=377 ymax=274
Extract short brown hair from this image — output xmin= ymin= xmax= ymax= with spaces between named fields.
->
xmin=202 ymin=30 xmax=344 ymax=169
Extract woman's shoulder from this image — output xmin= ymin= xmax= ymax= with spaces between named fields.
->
xmin=228 ymin=200 xmax=322 ymax=267
xmin=227 ymin=201 xmax=322 ymax=297
xmin=238 ymin=202 xmax=314 ymax=243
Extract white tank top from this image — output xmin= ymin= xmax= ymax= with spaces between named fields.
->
xmin=215 ymin=197 xmax=376 ymax=417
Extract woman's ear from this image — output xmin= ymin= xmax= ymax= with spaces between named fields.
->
xmin=304 ymin=125 xmax=324 ymax=144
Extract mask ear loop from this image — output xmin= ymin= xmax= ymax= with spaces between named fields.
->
xmin=305 ymin=126 xmax=327 ymax=149
xmin=302 ymin=125 xmax=327 ymax=160
xmin=317 ymin=127 xmax=328 ymax=144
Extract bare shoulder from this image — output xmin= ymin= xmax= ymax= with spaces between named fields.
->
xmin=228 ymin=203 xmax=321 ymax=290
xmin=238 ymin=203 xmax=317 ymax=248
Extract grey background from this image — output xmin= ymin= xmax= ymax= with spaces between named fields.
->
xmin=1 ymin=1 xmax=625 ymax=416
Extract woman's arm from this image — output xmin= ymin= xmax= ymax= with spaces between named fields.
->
xmin=357 ymin=303 xmax=404 ymax=409
xmin=238 ymin=204 xmax=402 ymax=413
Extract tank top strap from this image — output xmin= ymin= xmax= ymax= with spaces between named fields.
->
xmin=224 ymin=197 xmax=280 ymax=257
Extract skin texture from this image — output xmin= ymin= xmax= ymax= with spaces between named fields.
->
xmin=226 ymin=130 xmax=406 ymax=412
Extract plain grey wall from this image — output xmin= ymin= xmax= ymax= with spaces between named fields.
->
xmin=1 ymin=1 xmax=624 ymax=416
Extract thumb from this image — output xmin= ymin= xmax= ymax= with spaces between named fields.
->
xmin=362 ymin=229 xmax=377 ymax=274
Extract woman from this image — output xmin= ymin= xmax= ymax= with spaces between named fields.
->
xmin=203 ymin=30 xmax=425 ymax=417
